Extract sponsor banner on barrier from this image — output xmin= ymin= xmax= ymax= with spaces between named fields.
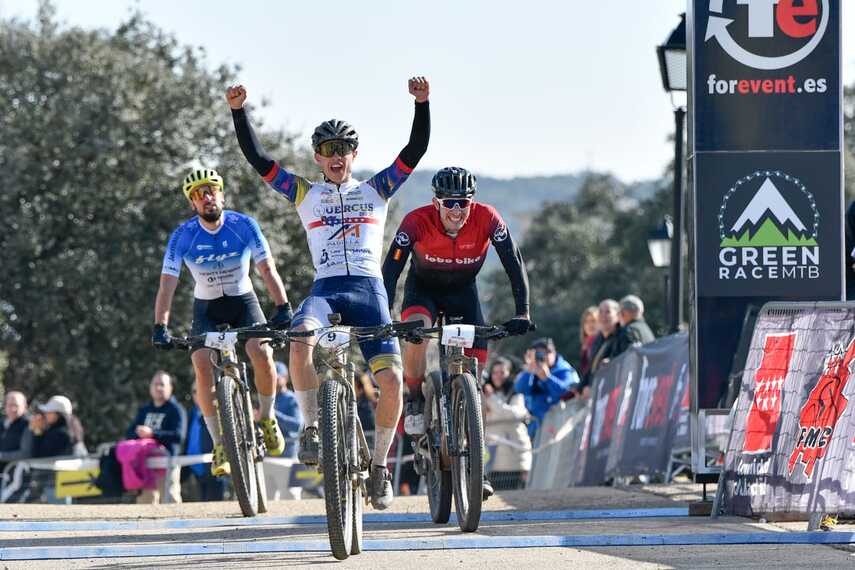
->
xmin=717 ymin=303 xmax=855 ymax=516
xmin=608 ymin=335 xmax=690 ymax=479
xmin=579 ymin=354 xmax=628 ymax=486
xmin=527 ymin=333 xmax=690 ymax=489
xmin=527 ymin=399 xmax=589 ymax=490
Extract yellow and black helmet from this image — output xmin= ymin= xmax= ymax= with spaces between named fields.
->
xmin=182 ymin=168 xmax=224 ymax=200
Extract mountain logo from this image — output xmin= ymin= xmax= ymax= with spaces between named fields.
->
xmin=717 ymin=170 xmax=820 ymax=282
xmin=719 ymin=171 xmax=818 ymax=247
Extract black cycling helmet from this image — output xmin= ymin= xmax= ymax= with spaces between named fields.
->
xmin=311 ymin=119 xmax=359 ymax=150
xmin=431 ymin=166 xmax=477 ymax=198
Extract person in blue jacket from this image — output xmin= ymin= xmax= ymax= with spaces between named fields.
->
xmin=273 ymin=362 xmax=303 ymax=458
xmin=513 ymin=338 xmax=579 ymax=439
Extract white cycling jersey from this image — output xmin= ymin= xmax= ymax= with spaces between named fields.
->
xmin=262 ymin=158 xmax=413 ymax=280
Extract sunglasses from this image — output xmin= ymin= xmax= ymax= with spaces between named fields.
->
xmin=439 ymin=198 xmax=472 ymax=210
xmin=317 ymin=140 xmax=356 ymax=158
xmin=190 ymin=186 xmax=222 ymax=201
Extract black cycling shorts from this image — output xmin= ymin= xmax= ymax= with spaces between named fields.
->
xmin=400 ymin=277 xmax=487 ymax=351
xmin=190 ymin=292 xmax=266 ymax=342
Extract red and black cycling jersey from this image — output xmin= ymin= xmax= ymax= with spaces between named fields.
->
xmin=382 ymin=202 xmax=529 ymax=315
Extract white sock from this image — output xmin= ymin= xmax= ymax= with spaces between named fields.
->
xmin=295 ymin=389 xmax=319 ymax=426
xmin=372 ymin=426 xmax=396 ymax=467
xmin=258 ymin=394 xmax=275 ymax=420
xmin=203 ymin=415 xmax=222 ymax=445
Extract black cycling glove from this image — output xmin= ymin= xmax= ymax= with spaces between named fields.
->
xmin=269 ymin=302 xmax=293 ymax=329
xmin=152 ymin=323 xmax=173 ymax=350
xmin=503 ymin=317 xmax=534 ymax=336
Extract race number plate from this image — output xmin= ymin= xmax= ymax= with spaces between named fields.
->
xmin=204 ymin=331 xmax=238 ymax=351
xmin=440 ymin=324 xmax=475 ymax=348
xmin=318 ymin=327 xmax=351 ymax=349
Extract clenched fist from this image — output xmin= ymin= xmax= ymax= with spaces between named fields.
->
xmin=408 ymin=76 xmax=430 ymax=103
xmin=226 ymin=85 xmax=247 ymax=109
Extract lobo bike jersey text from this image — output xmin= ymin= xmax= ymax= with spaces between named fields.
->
xmin=161 ymin=211 xmax=271 ymax=300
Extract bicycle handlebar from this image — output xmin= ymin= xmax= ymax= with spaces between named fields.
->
xmin=169 ymin=319 xmax=531 ymax=351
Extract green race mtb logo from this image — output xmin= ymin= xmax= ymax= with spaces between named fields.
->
xmin=717 ymin=170 xmax=820 ymax=281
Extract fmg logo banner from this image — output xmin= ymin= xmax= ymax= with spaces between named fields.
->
xmin=688 ymin=0 xmax=842 ymax=410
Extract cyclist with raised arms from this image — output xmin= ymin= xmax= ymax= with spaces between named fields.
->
xmin=382 ymin=166 xmax=532 ymax=498
xmin=152 ymin=168 xmax=293 ymax=476
xmin=227 ymin=77 xmax=430 ymax=509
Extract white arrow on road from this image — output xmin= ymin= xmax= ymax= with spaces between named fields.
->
xmin=704 ymin=1 xmax=829 ymax=70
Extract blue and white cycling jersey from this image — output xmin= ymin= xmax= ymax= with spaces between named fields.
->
xmin=161 ymin=211 xmax=271 ymax=300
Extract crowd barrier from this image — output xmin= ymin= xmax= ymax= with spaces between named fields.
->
xmin=528 ymin=333 xmax=692 ymax=489
xmin=716 ymin=302 xmax=855 ymax=518
xmin=0 ymin=429 xmax=433 ymax=505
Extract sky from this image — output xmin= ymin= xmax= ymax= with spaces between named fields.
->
xmin=2 ymin=1 xmax=853 ymax=183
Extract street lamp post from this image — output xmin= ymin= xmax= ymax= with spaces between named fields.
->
xmin=657 ymin=13 xmax=687 ymax=334
xmin=647 ymin=216 xmax=674 ymax=331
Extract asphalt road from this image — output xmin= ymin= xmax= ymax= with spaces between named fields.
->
xmin=1 ymin=485 xmax=853 ymax=569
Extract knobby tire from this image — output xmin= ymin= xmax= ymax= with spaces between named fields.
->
xmin=426 ymin=375 xmax=452 ymax=524
xmin=451 ymin=372 xmax=485 ymax=532
xmin=217 ymin=372 xmax=259 ymax=517
xmin=320 ymin=381 xmax=354 ymax=560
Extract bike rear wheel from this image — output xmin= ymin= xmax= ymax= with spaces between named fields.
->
xmin=255 ymin=456 xmax=268 ymax=514
xmin=319 ymin=381 xmax=354 ymax=560
xmin=451 ymin=373 xmax=485 ymax=532
xmin=425 ymin=375 xmax=452 ymax=524
xmin=217 ymin=372 xmax=259 ymax=517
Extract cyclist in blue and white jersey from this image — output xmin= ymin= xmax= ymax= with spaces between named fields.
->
xmin=151 ymin=168 xmax=292 ymax=477
xmin=227 ymin=77 xmax=430 ymax=509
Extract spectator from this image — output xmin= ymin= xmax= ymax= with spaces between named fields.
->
xmin=355 ymin=371 xmax=378 ymax=434
xmin=29 ymin=396 xmax=75 ymax=458
xmin=514 ymin=338 xmax=579 ymax=440
xmin=578 ymin=306 xmax=599 ymax=379
xmin=0 ymin=391 xmax=33 ymax=469
xmin=614 ymin=295 xmax=656 ymax=356
xmin=184 ymin=385 xmax=227 ymax=501
xmin=126 ymin=370 xmax=187 ymax=504
xmin=585 ymin=299 xmax=622 ymax=384
xmin=483 ymin=357 xmax=531 ymax=490
xmin=273 ymin=362 xmax=302 ymax=459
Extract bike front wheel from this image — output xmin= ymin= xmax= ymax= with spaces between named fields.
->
xmin=450 ymin=373 xmax=485 ymax=532
xmin=217 ymin=372 xmax=259 ymax=517
xmin=319 ymin=380 xmax=354 ymax=560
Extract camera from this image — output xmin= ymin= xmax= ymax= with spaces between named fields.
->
xmin=535 ymin=350 xmax=546 ymax=363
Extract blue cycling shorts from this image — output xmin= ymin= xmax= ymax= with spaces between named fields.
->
xmin=292 ymin=276 xmax=401 ymax=374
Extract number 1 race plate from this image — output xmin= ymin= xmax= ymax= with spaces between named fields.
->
xmin=440 ymin=324 xmax=475 ymax=348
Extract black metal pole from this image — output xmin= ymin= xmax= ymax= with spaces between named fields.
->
xmin=670 ymin=107 xmax=685 ymax=333
xmin=664 ymin=272 xmax=671 ymax=333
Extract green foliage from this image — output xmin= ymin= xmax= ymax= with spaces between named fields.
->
xmin=0 ymin=5 xmax=315 ymax=445
xmin=483 ymin=173 xmax=673 ymax=367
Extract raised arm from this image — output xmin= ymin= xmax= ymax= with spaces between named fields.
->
xmin=368 ymin=77 xmax=431 ymax=199
xmin=227 ymin=85 xmax=310 ymax=204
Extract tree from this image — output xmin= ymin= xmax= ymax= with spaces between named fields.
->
xmin=483 ymin=173 xmax=673 ymax=367
xmin=0 ymin=3 xmax=315 ymax=445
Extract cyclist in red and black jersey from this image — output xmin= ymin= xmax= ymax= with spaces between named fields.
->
xmin=382 ymin=167 xmax=532 ymax=450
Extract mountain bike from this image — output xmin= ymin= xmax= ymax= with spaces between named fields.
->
xmin=279 ymin=316 xmax=421 ymax=560
xmin=407 ymin=318 xmax=519 ymax=532
xmin=172 ymin=325 xmax=279 ymax=517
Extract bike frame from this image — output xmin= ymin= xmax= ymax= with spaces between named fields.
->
xmin=318 ymin=333 xmax=372 ymax=479
xmin=435 ymin=319 xmax=480 ymax=466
